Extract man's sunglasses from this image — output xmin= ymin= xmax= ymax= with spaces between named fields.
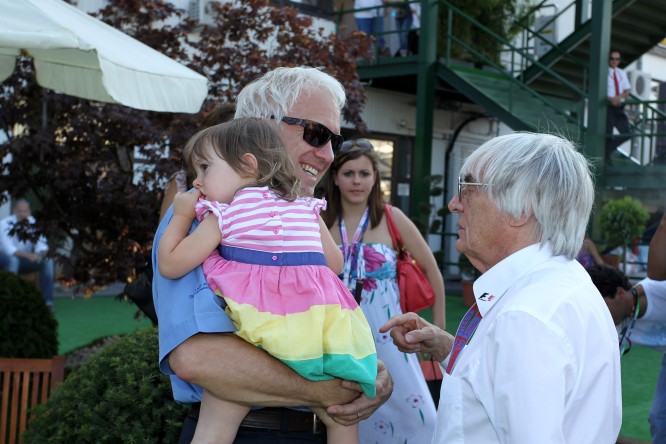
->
xmin=609 ymin=57 xmax=620 ymax=61
xmin=339 ymin=139 xmax=374 ymax=153
xmin=272 ymin=116 xmax=344 ymax=152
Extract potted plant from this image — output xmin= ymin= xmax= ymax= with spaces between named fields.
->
xmin=458 ymin=254 xmax=478 ymax=307
xmin=599 ymin=196 xmax=649 ymax=272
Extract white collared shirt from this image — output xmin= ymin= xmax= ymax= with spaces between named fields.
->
xmin=434 ymin=243 xmax=622 ymax=444
xmin=623 ymin=278 xmax=666 ymax=351
xmin=608 ymin=66 xmax=630 ymax=98
xmin=0 ymin=215 xmax=48 ymax=256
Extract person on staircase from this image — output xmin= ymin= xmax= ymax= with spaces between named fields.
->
xmin=606 ymin=49 xmax=632 ymax=166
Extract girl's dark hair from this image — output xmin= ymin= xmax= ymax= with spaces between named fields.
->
xmin=322 ymin=142 xmax=384 ymax=229
xmin=182 ymin=118 xmax=299 ymax=201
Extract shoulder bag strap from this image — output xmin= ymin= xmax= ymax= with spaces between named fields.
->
xmin=384 ymin=204 xmax=404 ymax=255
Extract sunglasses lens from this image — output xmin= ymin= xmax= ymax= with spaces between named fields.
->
xmin=303 ymin=122 xmax=331 ymax=148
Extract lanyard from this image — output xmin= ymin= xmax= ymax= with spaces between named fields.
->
xmin=339 ymin=208 xmax=370 ymax=288
xmin=619 ymin=289 xmax=640 ymax=356
xmin=446 ymin=303 xmax=482 ymax=375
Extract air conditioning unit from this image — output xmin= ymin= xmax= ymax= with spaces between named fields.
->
xmin=627 ymin=70 xmax=652 ymax=100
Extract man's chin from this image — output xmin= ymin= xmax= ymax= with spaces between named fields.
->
xmin=298 ymin=175 xmax=318 ymax=196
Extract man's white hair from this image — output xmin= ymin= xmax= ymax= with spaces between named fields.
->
xmin=235 ymin=67 xmax=346 ymax=122
xmin=461 ymin=132 xmax=594 ymax=259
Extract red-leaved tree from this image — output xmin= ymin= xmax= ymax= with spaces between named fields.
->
xmin=0 ymin=0 xmax=372 ymax=294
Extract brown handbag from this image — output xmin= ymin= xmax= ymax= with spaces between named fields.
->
xmin=384 ymin=204 xmax=435 ymax=313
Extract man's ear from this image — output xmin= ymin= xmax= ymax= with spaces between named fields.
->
xmin=241 ymin=153 xmax=258 ymax=178
xmin=614 ymin=286 xmax=626 ymax=299
xmin=509 ymin=211 xmax=533 ymax=228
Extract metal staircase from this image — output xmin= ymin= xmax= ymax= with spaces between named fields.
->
xmin=345 ymin=0 xmax=666 ymax=195
xmin=521 ymin=0 xmax=666 ymax=96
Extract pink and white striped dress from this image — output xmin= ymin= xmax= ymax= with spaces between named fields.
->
xmin=195 ymin=186 xmax=377 ymax=397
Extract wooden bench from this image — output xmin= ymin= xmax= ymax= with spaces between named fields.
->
xmin=0 ymin=356 xmax=65 ymax=444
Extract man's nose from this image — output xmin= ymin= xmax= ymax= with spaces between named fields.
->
xmin=448 ymin=195 xmax=462 ymax=213
xmin=314 ymin=142 xmax=334 ymax=165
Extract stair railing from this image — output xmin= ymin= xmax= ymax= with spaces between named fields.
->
xmin=438 ymin=0 xmax=585 ymax=129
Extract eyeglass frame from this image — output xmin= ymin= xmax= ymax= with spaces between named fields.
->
xmin=609 ymin=56 xmax=621 ymax=61
xmin=270 ymin=115 xmax=344 ymax=153
xmin=458 ymin=175 xmax=488 ymax=201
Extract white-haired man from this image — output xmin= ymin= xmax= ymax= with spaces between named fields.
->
xmin=381 ymin=132 xmax=622 ymax=443
xmin=153 ymin=67 xmax=392 ymax=443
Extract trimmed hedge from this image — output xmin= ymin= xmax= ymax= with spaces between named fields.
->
xmin=0 ymin=271 xmax=58 ymax=358
xmin=23 ymin=327 xmax=188 ymax=443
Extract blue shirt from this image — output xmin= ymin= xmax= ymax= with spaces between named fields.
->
xmin=152 ymin=203 xmax=236 ymax=403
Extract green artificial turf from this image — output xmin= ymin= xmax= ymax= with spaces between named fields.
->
xmin=619 ymin=346 xmax=662 ymax=441
xmin=53 ymin=295 xmax=152 ymax=355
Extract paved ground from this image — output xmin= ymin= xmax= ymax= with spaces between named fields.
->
xmin=54 ymin=281 xmax=125 ymax=298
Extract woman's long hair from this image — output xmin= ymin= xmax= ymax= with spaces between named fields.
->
xmin=322 ymin=142 xmax=384 ymax=229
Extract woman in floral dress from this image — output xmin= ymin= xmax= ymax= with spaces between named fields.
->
xmin=323 ymin=139 xmax=447 ymax=443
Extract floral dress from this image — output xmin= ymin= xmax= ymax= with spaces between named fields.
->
xmin=343 ymin=242 xmax=437 ymax=444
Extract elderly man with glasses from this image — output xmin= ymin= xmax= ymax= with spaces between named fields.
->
xmin=153 ymin=67 xmax=392 ymax=444
xmin=381 ymin=132 xmax=621 ymax=444
xmin=606 ymin=49 xmax=632 ymax=166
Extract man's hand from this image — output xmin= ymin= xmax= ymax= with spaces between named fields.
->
xmin=380 ymin=313 xmax=454 ymax=362
xmin=326 ymin=360 xmax=393 ymax=426
xmin=172 ymin=189 xmax=201 ymax=219
xmin=609 ymin=96 xmax=622 ymax=107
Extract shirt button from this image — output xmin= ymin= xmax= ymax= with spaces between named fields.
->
xmin=273 ymin=228 xmax=279 ymax=234
xmin=263 ymin=193 xmax=269 ymax=199
xmin=269 ymin=211 xmax=275 ymax=217
xmin=272 ymin=255 xmax=278 ymax=261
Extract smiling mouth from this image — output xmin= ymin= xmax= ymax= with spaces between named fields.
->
xmin=301 ymin=164 xmax=318 ymax=178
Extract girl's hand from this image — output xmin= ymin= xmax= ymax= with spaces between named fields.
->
xmin=172 ymin=189 xmax=201 ymax=219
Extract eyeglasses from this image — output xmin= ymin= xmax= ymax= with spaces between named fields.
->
xmin=272 ymin=116 xmax=344 ymax=153
xmin=609 ymin=57 xmax=620 ymax=61
xmin=458 ymin=175 xmax=488 ymax=201
xmin=339 ymin=139 xmax=374 ymax=153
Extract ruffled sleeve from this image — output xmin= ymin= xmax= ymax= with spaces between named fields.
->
xmin=194 ymin=198 xmax=229 ymax=233
xmin=311 ymin=197 xmax=327 ymax=215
